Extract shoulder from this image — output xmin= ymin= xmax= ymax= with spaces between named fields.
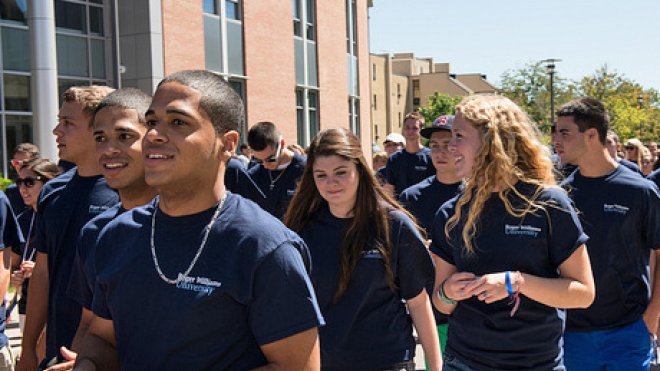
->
xmin=39 ymin=167 xmax=76 ymax=200
xmin=398 ymin=176 xmax=433 ymax=200
xmin=83 ymin=203 xmax=124 ymax=233
xmin=648 ymin=169 xmax=660 ymax=187
xmin=227 ymin=157 xmax=246 ymax=171
xmin=619 ymin=158 xmax=643 ymax=174
xmin=291 ymin=153 xmax=307 ymax=171
xmin=418 ymin=147 xmax=431 ymax=155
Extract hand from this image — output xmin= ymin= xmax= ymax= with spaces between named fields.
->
xmin=45 ymin=347 xmax=77 ymax=371
xmin=10 ymin=270 xmax=26 ymax=288
xmin=464 ymin=272 xmax=509 ymax=304
xmin=16 ymin=348 xmax=38 ymax=371
xmin=21 ymin=260 xmax=36 ymax=278
xmin=442 ymin=272 xmax=478 ymax=301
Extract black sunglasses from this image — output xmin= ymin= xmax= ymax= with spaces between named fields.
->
xmin=253 ymin=141 xmax=282 ymax=165
xmin=16 ymin=175 xmax=45 ymax=188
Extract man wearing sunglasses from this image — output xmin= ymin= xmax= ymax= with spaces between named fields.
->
xmin=245 ymin=121 xmax=306 ymax=219
xmin=17 ymin=86 xmax=119 ymax=371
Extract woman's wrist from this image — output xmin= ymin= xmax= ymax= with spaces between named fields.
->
xmin=438 ymin=279 xmax=457 ymax=305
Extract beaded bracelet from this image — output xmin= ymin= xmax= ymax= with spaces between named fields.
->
xmin=437 ymin=279 xmax=457 ymax=305
xmin=505 ymin=271 xmax=521 ymax=317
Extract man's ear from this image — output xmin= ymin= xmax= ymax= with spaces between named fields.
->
xmin=219 ymin=130 xmax=239 ymax=161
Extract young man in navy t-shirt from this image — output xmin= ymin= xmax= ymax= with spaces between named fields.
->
xmin=246 ymin=121 xmax=305 ymax=219
xmin=42 ymin=88 xmax=157 ymax=369
xmin=75 ymin=70 xmax=323 ymax=370
xmin=398 ymin=115 xmax=461 ymax=357
xmin=17 ymin=86 xmax=118 ymax=371
xmin=554 ymin=97 xmax=660 ymax=369
xmin=385 ymin=112 xmax=434 ymax=196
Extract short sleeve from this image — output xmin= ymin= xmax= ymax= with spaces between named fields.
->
xmin=0 ymin=195 xmax=23 ymax=250
xmin=429 ymin=202 xmax=456 ymax=265
xmin=34 ymin=201 xmax=48 ymax=254
xmin=545 ymin=190 xmax=589 ymax=267
xmin=248 ymin=242 xmax=324 ymax=345
xmin=385 ymin=155 xmax=398 ymax=185
xmin=392 ymin=211 xmax=434 ymax=300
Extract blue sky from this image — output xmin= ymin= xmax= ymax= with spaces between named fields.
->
xmin=368 ymin=1 xmax=660 ymax=91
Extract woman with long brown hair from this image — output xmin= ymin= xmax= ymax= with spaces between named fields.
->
xmin=430 ymin=95 xmax=595 ymax=370
xmin=284 ymin=128 xmax=441 ymax=370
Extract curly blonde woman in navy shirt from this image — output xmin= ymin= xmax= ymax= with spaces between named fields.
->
xmin=430 ymin=95 xmax=596 ymax=371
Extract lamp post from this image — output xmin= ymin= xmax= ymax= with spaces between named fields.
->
xmin=541 ymin=59 xmax=562 ymax=126
xmin=637 ymin=93 xmax=644 ymax=139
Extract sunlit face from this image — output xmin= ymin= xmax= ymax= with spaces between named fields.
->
xmin=252 ymin=140 xmax=283 ymax=171
xmin=143 ymin=82 xmax=224 ymax=192
xmin=94 ymin=107 xmax=149 ymax=190
xmin=553 ymin=116 xmax=589 ymax=166
xmin=53 ymin=101 xmax=95 ymax=164
xmin=448 ymin=112 xmax=483 ymax=178
xmin=18 ymin=168 xmax=45 ymax=210
xmin=313 ymin=155 xmax=359 ymax=216
xmin=383 ymin=141 xmax=403 ymax=156
xmin=624 ymin=144 xmax=638 ymax=161
xmin=402 ymin=118 xmax=422 ymax=142
xmin=428 ymin=130 xmax=457 ymax=176
xmin=642 ymin=156 xmax=654 ymax=175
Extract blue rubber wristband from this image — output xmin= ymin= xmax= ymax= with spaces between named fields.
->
xmin=505 ymin=271 xmax=514 ymax=296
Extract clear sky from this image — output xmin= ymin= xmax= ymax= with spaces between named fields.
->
xmin=368 ymin=0 xmax=660 ymax=91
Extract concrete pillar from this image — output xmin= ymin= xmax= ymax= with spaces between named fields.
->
xmin=28 ymin=0 xmax=59 ymax=161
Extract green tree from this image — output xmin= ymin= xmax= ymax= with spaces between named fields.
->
xmin=576 ymin=65 xmax=659 ymax=142
xmin=499 ymin=61 xmax=575 ymax=131
xmin=417 ymin=92 xmax=462 ymax=125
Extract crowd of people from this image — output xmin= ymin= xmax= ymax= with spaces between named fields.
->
xmin=0 ymin=69 xmax=655 ymax=370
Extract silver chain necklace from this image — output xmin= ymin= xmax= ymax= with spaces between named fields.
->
xmin=268 ymin=165 xmax=288 ymax=190
xmin=150 ymin=193 xmax=228 ymax=285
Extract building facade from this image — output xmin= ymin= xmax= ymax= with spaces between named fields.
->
xmin=370 ymin=52 xmax=496 ymax=146
xmin=0 ymin=0 xmax=372 ymax=177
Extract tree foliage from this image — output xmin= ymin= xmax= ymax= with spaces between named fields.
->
xmin=417 ymin=92 xmax=462 ymax=126
xmin=499 ymin=63 xmax=659 ymax=142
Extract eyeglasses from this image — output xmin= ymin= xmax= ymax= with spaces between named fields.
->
xmin=253 ymin=141 xmax=282 ymax=165
xmin=625 ymin=146 xmax=636 ymax=151
xmin=10 ymin=159 xmax=24 ymax=167
xmin=16 ymin=176 xmax=45 ymax=188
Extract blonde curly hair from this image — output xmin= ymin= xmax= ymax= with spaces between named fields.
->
xmin=445 ymin=94 xmax=558 ymax=254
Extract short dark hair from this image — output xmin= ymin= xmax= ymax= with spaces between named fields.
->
xmin=158 ymin=70 xmax=244 ymax=134
xmin=13 ymin=143 xmax=40 ymax=158
xmin=247 ymin=121 xmax=281 ymax=151
xmin=557 ymin=97 xmax=609 ymax=144
xmin=94 ymin=88 xmax=152 ymax=125
xmin=239 ymin=143 xmax=248 ymax=151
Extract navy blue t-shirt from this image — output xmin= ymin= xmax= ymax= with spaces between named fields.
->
xmin=562 ymin=165 xmax=660 ymax=331
xmin=386 ymin=148 xmax=434 ymax=196
xmin=92 ymin=193 xmax=323 ymax=370
xmin=246 ymin=153 xmax=306 ymax=219
xmin=398 ymin=176 xmax=461 ymax=235
xmin=0 ymin=191 xmax=23 ymax=348
xmin=398 ymin=176 xmax=461 ymax=326
xmin=5 ymin=184 xmax=27 ymax=216
xmin=67 ymin=204 xmax=124 ymax=310
xmin=34 ymin=168 xmax=119 ymax=359
xmin=225 ymin=157 xmax=264 ymax=200
xmin=619 ymin=158 xmax=643 ymax=176
xmin=298 ymin=204 xmax=433 ymax=370
xmin=648 ymin=168 xmax=660 ymax=189
xmin=430 ymin=183 xmax=588 ymax=371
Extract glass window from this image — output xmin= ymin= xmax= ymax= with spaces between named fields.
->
xmin=56 ymin=34 xmax=88 ymax=77
xmin=90 ymin=39 xmax=106 ymax=79
xmin=3 ymin=74 xmax=30 ymax=111
xmin=203 ymin=0 xmax=217 ymax=14
xmin=1 ymin=26 xmax=30 ymax=71
xmin=372 ymin=64 xmax=376 ymax=80
xmin=89 ymin=0 xmax=103 ymax=3
xmin=227 ymin=21 xmax=243 ymax=75
xmin=204 ymin=15 xmax=222 ymax=72
xmin=0 ymin=0 xmax=27 ymax=24
xmin=294 ymin=38 xmax=304 ymax=85
xmin=5 ymin=114 xmax=33 ymax=162
xmin=89 ymin=5 xmax=104 ymax=36
xmin=55 ymin=0 xmax=86 ymax=34
xmin=306 ymin=0 xmax=315 ymax=24
xmin=306 ymin=42 xmax=317 ymax=87
xmin=226 ymin=0 xmax=240 ymax=20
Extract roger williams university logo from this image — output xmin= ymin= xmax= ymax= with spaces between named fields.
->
xmin=504 ymin=224 xmax=541 ymax=237
xmin=603 ymin=203 xmax=629 ymax=215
